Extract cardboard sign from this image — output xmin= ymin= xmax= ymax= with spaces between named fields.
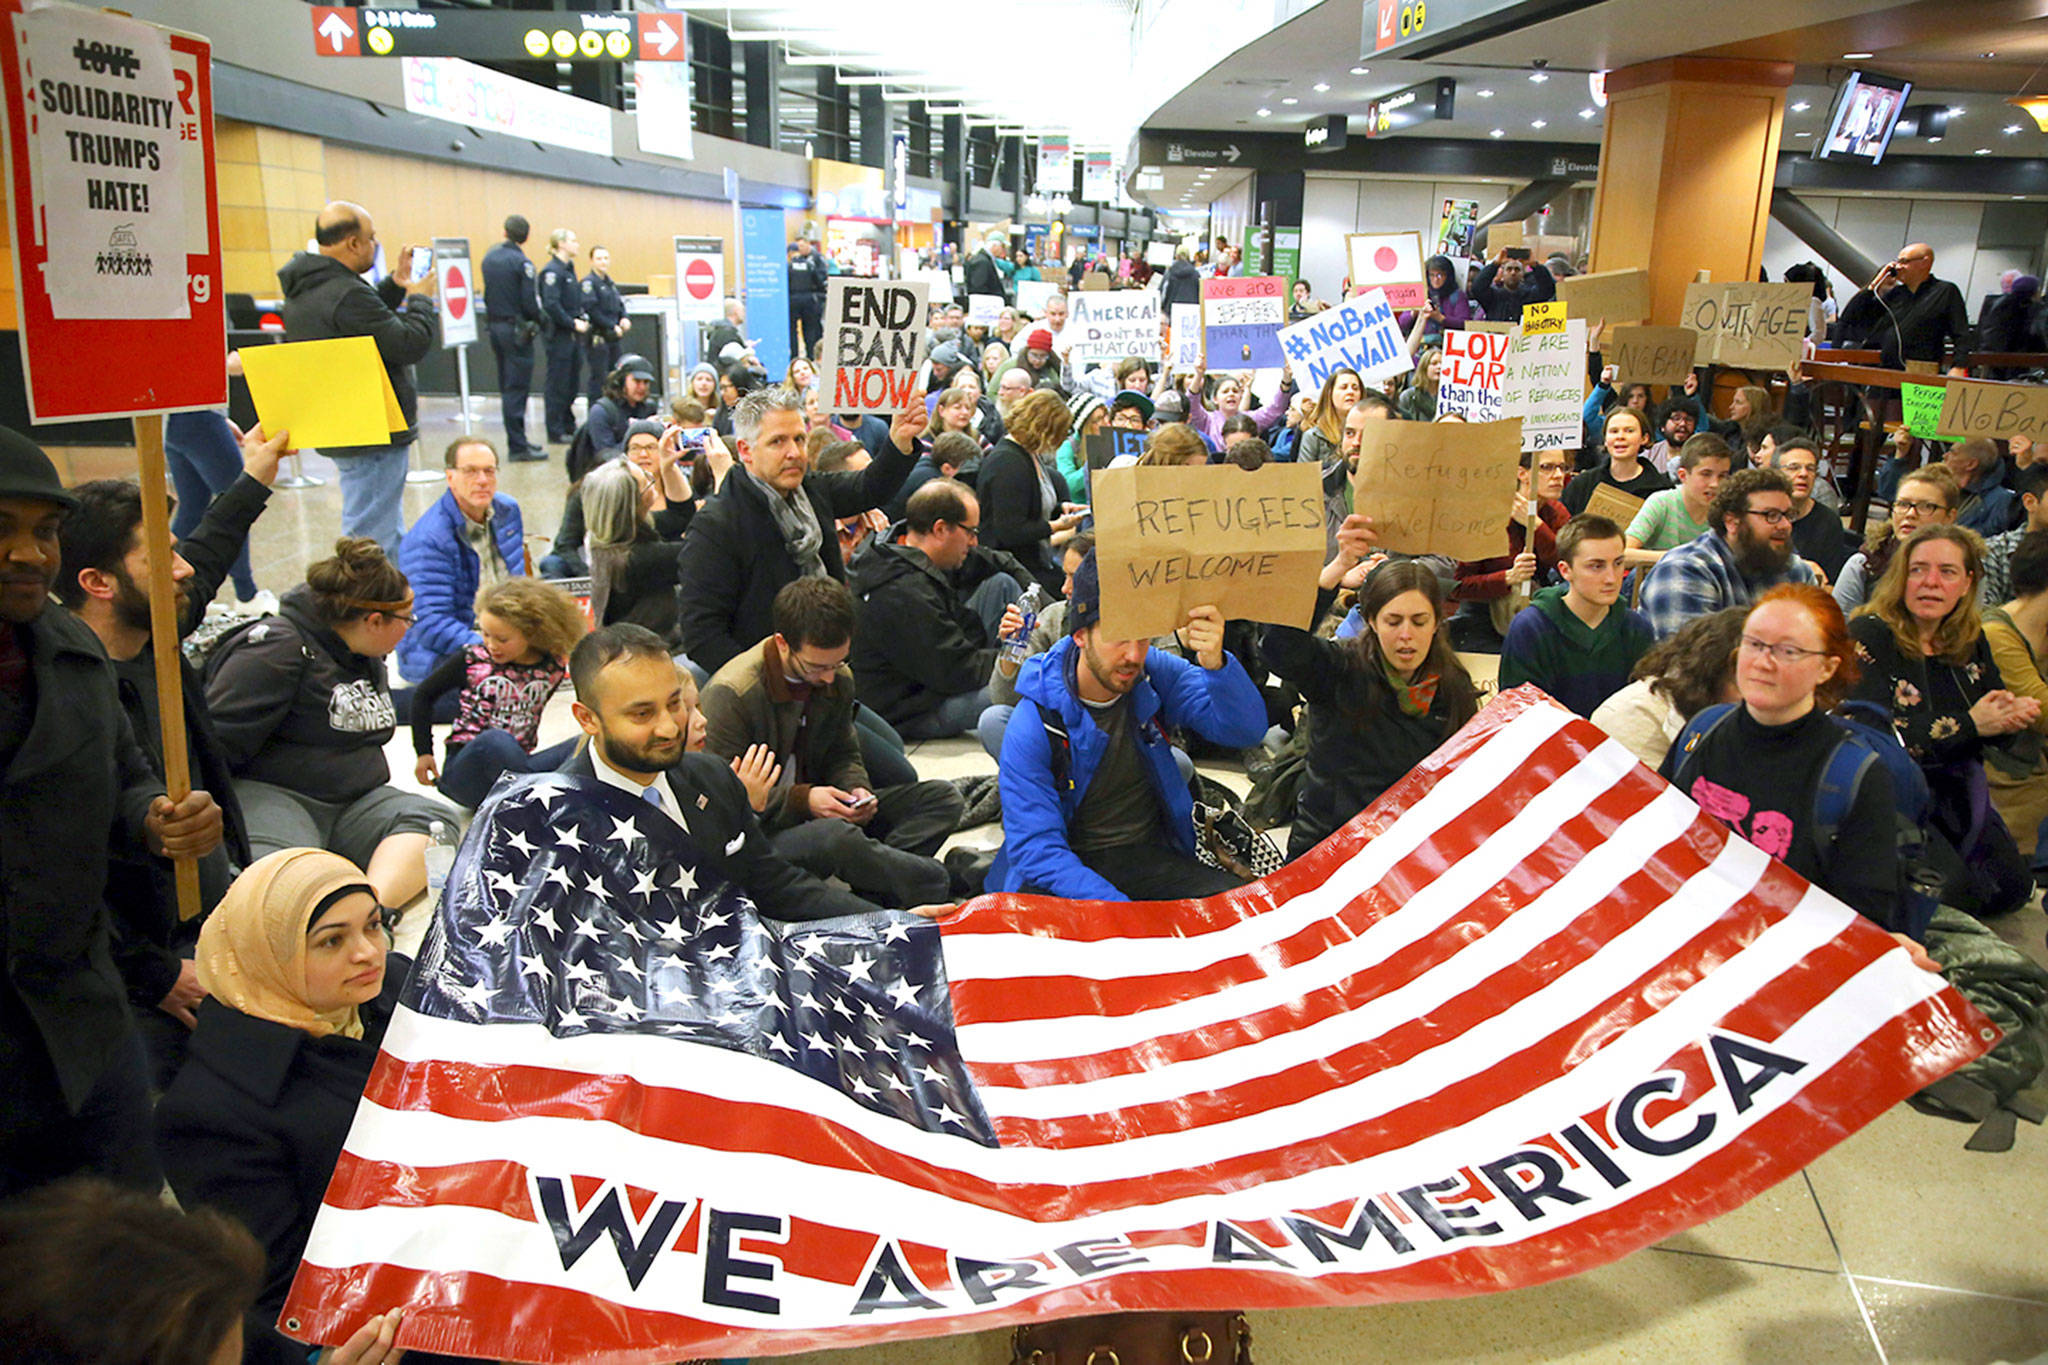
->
xmin=1521 ymin=300 xmax=1567 ymax=337
xmin=1345 ymin=231 xmax=1427 ymax=310
xmin=240 ymin=337 xmax=405 ymax=447
xmin=1202 ymin=276 xmax=1287 ymax=369
xmin=966 ymin=293 xmax=1004 ymax=328
xmin=1901 ymin=381 xmax=1947 ymax=439
xmin=1936 ymin=378 xmax=2048 ymax=441
xmin=1063 ymin=290 xmax=1161 ymax=363
xmin=1557 ymin=268 xmax=1651 ymax=325
xmin=1016 ymin=280 xmax=1061 ymax=317
xmin=1468 ymin=320 xmax=1515 ymax=334
xmin=1582 ymin=482 xmax=1647 ymax=531
xmin=1501 ymin=320 xmax=1588 ymax=453
xmin=824 ymin=276 xmax=929 ymax=412
xmin=1486 ymin=222 xmax=1525 ymax=253
xmin=1439 ymin=328 xmax=1512 ymax=422
xmin=1093 ymin=462 xmax=1326 ymax=640
xmin=1610 ymin=326 xmax=1698 ymax=386
xmin=1275 ymin=287 xmax=1413 ymax=391
xmin=1080 ymin=272 xmax=1113 ymax=291
xmin=1351 ymin=418 xmax=1525 ymax=562
xmin=1169 ymin=303 xmax=1203 ymax=374
xmin=1679 ymin=283 xmax=1810 ymax=369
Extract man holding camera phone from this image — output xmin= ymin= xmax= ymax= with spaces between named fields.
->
xmin=1472 ymin=244 xmax=1556 ymax=326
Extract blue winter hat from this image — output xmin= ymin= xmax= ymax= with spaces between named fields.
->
xmin=1068 ymin=550 xmax=1101 ymax=631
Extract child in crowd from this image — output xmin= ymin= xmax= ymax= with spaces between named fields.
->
xmin=411 ymin=578 xmax=588 ymax=808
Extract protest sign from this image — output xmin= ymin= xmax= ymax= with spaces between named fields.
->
xmin=1610 ymin=326 xmax=1698 ymax=386
xmin=1082 ymin=428 xmax=1149 ymax=473
xmin=1345 ymin=231 xmax=1427 ymax=309
xmin=240 ymin=337 xmax=405 ymax=448
xmin=1435 ymin=197 xmax=1479 ymax=257
xmin=1501 ymin=320 xmax=1588 ymax=453
xmin=965 ymin=293 xmax=1004 ymax=328
xmin=1521 ymin=300 xmax=1567 ymax=337
xmin=1901 ymin=382 xmax=1946 ymax=439
xmin=1093 ymin=462 xmax=1325 ymax=639
xmin=1016 ymin=279 xmax=1061 ymax=317
xmin=825 ymin=276 xmax=928 ymax=413
xmin=1202 ymin=276 xmax=1287 ymax=368
xmin=1275 ymin=287 xmax=1413 ymax=390
xmin=1169 ymin=302 xmax=1203 ymax=373
xmin=1679 ymin=283 xmax=1809 ymax=369
xmin=1486 ymin=221 xmax=1525 ymax=253
xmin=1582 ymin=483 xmax=1647 ymax=531
xmin=1063 ymin=290 xmax=1162 ymax=363
xmin=1936 ymin=378 xmax=2048 ymax=441
xmin=1468 ymin=320 xmax=1515 ymax=334
xmin=1351 ymin=418 xmax=1524 ymax=561
xmin=1440 ymin=328 xmax=1512 ymax=421
xmin=1557 ymin=268 xmax=1651 ymax=325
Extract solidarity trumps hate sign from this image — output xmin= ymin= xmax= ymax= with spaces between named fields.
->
xmin=826 ymin=277 xmax=929 ymax=413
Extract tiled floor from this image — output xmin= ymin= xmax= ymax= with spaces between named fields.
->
xmin=229 ymin=397 xmax=2048 ymax=1365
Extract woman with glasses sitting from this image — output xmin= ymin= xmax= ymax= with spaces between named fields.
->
xmin=204 ymin=538 xmax=457 ymax=912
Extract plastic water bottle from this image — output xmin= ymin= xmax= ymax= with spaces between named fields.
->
xmin=423 ymin=820 xmax=458 ymax=901
xmin=1003 ymin=584 xmax=1049 ymax=664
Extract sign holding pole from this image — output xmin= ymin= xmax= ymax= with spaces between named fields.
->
xmin=433 ymin=238 xmax=477 ymax=436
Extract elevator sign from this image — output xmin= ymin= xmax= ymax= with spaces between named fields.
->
xmin=311 ymin=8 xmax=686 ymax=62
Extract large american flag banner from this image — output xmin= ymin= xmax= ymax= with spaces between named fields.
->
xmin=281 ymin=690 xmax=1992 ymax=1363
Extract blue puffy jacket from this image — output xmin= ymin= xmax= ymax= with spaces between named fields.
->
xmin=987 ymin=635 xmax=1268 ymax=900
xmin=395 ymin=489 xmax=526 ymax=683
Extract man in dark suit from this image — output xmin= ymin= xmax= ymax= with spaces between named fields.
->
xmin=564 ymin=623 xmax=949 ymax=921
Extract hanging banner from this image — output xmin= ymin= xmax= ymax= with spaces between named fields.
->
xmin=1036 ymin=136 xmax=1071 ymax=193
xmin=1082 ymin=151 xmax=1115 ymax=203
xmin=738 ymin=206 xmax=789 ymax=379
xmin=1201 ymin=275 xmax=1287 ymax=369
xmin=1276 ymin=287 xmax=1413 ymax=390
xmin=824 ymin=275 xmax=929 ymax=413
xmin=633 ymin=57 xmax=694 ymax=162
xmin=280 ymin=691 xmax=1987 ymax=1362
xmin=433 ymin=237 xmax=476 ymax=348
xmin=1439 ymin=327 xmax=1513 ymax=422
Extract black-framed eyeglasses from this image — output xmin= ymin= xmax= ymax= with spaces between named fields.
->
xmin=1893 ymin=498 xmax=1952 ymax=517
xmin=1743 ymin=506 xmax=1792 ymax=526
xmin=1740 ymin=636 xmax=1827 ymax=664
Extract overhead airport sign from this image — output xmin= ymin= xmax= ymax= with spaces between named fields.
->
xmin=1362 ymin=0 xmax=1527 ymax=59
xmin=1303 ymin=115 xmax=1348 ymax=154
xmin=1364 ymin=78 xmax=1456 ymax=139
xmin=310 ymin=7 xmax=688 ymax=61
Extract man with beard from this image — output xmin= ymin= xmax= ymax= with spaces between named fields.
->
xmin=55 ymin=424 xmax=288 ymax=1083
xmin=995 ymin=366 xmax=1035 ymax=424
xmin=0 ymin=426 xmax=223 ymax=1196
xmin=562 ymin=624 xmax=923 ymax=921
xmin=1640 ymin=467 xmax=1818 ymax=639
xmin=985 ymin=553 xmax=1268 ymax=902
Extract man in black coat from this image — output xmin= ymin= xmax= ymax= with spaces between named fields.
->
xmin=787 ymin=236 xmax=830 ymax=363
xmin=0 ymin=426 xmax=224 ymax=1198
xmin=482 ymin=213 xmax=545 ymax=462
xmin=56 ymin=425 xmax=289 ymax=1085
xmin=1471 ymin=249 xmax=1556 ymax=326
xmin=676 ymin=385 xmax=926 ymax=679
xmin=964 ymin=232 xmax=1012 ymax=305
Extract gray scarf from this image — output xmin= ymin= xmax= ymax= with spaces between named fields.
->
xmin=748 ymin=466 xmax=826 ymax=578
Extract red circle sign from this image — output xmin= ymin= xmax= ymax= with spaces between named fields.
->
xmin=684 ymin=258 xmax=716 ymax=301
xmin=443 ymin=263 xmax=469 ymax=320
xmin=1373 ymin=246 xmax=1399 ymax=273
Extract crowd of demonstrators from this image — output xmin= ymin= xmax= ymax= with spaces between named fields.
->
xmin=1500 ymin=515 xmax=1656 ymax=717
xmin=1639 ymin=468 xmax=1818 ymax=639
xmin=1184 ymin=365 xmax=1296 ymax=443
xmin=1980 ymin=463 xmax=2048 ymax=604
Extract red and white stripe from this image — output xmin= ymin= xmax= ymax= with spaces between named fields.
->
xmin=283 ymin=691 xmax=1990 ymax=1364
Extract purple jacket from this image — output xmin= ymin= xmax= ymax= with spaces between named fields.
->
xmin=1185 ymin=378 xmax=1292 ymax=440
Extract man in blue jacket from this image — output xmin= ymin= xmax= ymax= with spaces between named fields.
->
xmin=987 ymin=553 xmax=1268 ymax=902
xmin=396 ymin=437 xmax=526 ymax=684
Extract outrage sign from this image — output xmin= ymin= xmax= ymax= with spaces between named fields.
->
xmin=827 ymin=277 xmax=928 ymax=413
xmin=1679 ymin=283 xmax=1809 ymax=370
xmin=1439 ymin=328 xmax=1512 ymax=422
xmin=1277 ymin=287 xmax=1413 ymax=390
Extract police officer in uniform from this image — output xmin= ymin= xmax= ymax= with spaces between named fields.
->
xmin=537 ymin=227 xmax=588 ymax=444
xmin=581 ymin=244 xmax=630 ymax=407
xmin=482 ymin=214 xmax=545 ymax=462
xmin=787 ymin=234 xmax=829 ymax=365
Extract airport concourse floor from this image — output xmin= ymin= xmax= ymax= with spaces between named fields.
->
xmin=263 ymin=397 xmax=2048 ymax=1365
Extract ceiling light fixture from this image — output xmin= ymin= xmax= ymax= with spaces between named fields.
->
xmin=1790 ymin=100 xmax=1810 ymax=113
xmin=1350 ymin=66 xmax=1369 ymax=75
xmin=1842 ymin=52 xmax=1873 ymax=60
xmin=1489 ymin=128 xmax=1504 ymax=138
xmin=1528 ymin=71 xmax=1549 ymax=83
xmin=1313 ymin=82 xmax=1330 ymax=93
xmin=1975 ymin=147 xmax=1992 ymax=154
xmin=1477 ymin=88 xmax=1495 ymax=98
xmin=1948 ymin=106 xmax=1968 ymax=117
xmin=2007 ymin=124 xmax=2025 ymax=134
xmin=1256 ymin=107 xmax=1272 ymax=117
xmin=1281 ymin=97 xmax=1298 ymax=105
xmin=1531 ymin=119 xmax=1547 ymax=129
xmin=1578 ymin=108 xmax=1595 ymax=119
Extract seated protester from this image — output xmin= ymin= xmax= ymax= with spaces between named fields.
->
xmin=676 ymin=385 xmax=924 ymax=678
xmin=394 ymin=437 xmax=526 ymax=685
xmin=1184 ymin=364 xmax=1295 ymax=442
xmin=711 ymin=361 xmax=759 ymax=438
xmin=1979 ymin=462 xmax=2048 ymax=605
xmin=1262 ymin=552 xmax=1478 ymax=860
xmin=564 ymin=624 xmax=915 ymax=919
xmin=1449 ymin=449 xmax=1572 ymax=650
xmin=1772 ymin=437 xmax=1854 ymax=584
xmin=1212 ymin=412 xmax=1263 ymax=463
xmin=850 ymin=479 xmax=1026 ymax=740
xmin=1500 ymin=514 xmax=1656 ymax=717
xmin=813 ymin=439 xmax=893 ymax=565
xmin=929 ymin=383 xmax=985 ymax=445
xmin=987 ymin=555 xmax=1269 ymax=901
xmin=1126 ymin=421 xmax=1209 ymax=471
xmin=1270 ymin=390 xmax=1312 ymax=461
xmin=585 ymin=459 xmax=686 ymax=645
xmin=411 ymin=578 xmax=584 ymax=809
xmin=1849 ymin=524 xmax=2039 ymax=918
xmin=1054 ymin=393 xmax=1107 ymax=501
xmin=1640 ymin=468 xmax=1819 ymax=639
xmin=56 ymin=428 xmax=285 ymax=1079
xmin=1723 ymin=384 xmax=1775 ymax=443
xmin=579 ymin=353 xmax=659 ymax=463
xmin=204 ymin=538 xmax=454 ymax=910
xmin=995 ymin=327 xmax=1062 ymax=393
xmin=1395 ymin=346 xmax=1441 ymax=421
xmin=1625 ymin=433 xmax=1731 ymax=568
xmin=978 ymin=388 xmax=1086 ymax=597
xmin=1581 ymin=367 xmax=1653 ymax=456
xmin=544 ymin=419 xmax=698 ymax=580
xmin=1946 ymin=436 xmax=2020 ymax=538
xmin=1664 ymin=588 xmax=1937 ymax=961
xmin=1324 ymin=389 xmax=1399 ymax=559
xmin=1226 ymin=436 xmax=1274 ymax=471
xmin=1563 ymin=405 xmax=1673 ymax=515
xmin=887 ymin=430 xmax=979 ymax=523
xmin=702 ymin=579 xmax=965 ymax=909
xmin=1980 ymin=529 xmax=2048 ymax=877
xmin=155 ymin=849 xmax=432 ymax=1365
xmin=981 ymin=533 xmax=1094 ymax=761
xmin=1108 ymin=387 xmax=1155 ymax=436
xmin=1641 ymin=399 xmax=1698 ymax=478
xmin=1834 ymin=464 xmax=1959 ymax=612
xmin=1592 ymin=606 xmax=1748 ymax=769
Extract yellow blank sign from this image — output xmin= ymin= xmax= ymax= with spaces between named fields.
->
xmin=239 ymin=337 xmax=404 ymax=448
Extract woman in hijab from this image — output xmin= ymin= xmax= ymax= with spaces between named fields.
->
xmin=156 ymin=849 xmax=420 ymax=1365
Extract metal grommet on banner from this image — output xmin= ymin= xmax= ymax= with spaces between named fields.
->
xmin=1086 ymin=1348 xmax=1122 ymax=1365
xmin=283 ymin=1318 xmax=301 ymax=1332
xmin=1181 ymin=1327 xmax=1215 ymax=1362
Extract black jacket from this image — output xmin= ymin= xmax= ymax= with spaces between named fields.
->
xmin=976 ymin=437 xmax=1066 ymax=595
xmin=964 ymin=250 xmax=1009 ymax=304
xmin=156 ymin=971 xmax=404 ymax=1361
xmin=1160 ymin=258 xmax=1203 ymax=310
xmin=0 ymin=608 xmax=163 ymax=1112
xmin=1841 ymin=275 xmax=1973 ymax=369
xmin=561 ymin=749 xmax=880 ymax=920
xmin=1472 ymin=260 xmax=1557 ymax=325
xmin=675 ymin=439 xmax=916 ymax=675
xmin=788 ymin=249 xmax=829 ymax=303
xmin=581 ymin=270 xmax=627 ymax=337
xmin=480 ymin=240 xmax=541 ymax=328
xmin=537 ymin=256 xmax=584 ymax=335
xmin=594 ymin=532 xmax=687 ymax=645
xmin=277 ymin=252 xmax=435 ymax=452
xmin=848 ymin=532 xmax=1011 ymax=727
xmin=203 ymin=585 xmax=398 ymax=805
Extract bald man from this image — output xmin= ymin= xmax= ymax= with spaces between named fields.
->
xmin=1840 ymin=241 xmax=1972 ymax=378
xmin=278 ymin=202 xmax=437 ymax=553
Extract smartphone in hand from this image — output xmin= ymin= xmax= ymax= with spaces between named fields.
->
xmin=408 ymin=245 xmax=432 ymax=282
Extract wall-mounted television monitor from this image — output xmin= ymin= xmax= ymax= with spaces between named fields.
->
xmin=1813 ymin=70 xmax=1913 ymax=165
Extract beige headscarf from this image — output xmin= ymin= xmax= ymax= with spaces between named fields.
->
xmin=197 ymin=848 xmax=380 ymax=1041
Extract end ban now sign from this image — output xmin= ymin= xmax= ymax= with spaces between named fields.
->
xmin=826 ymin=277 xmax=928 ymax=414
